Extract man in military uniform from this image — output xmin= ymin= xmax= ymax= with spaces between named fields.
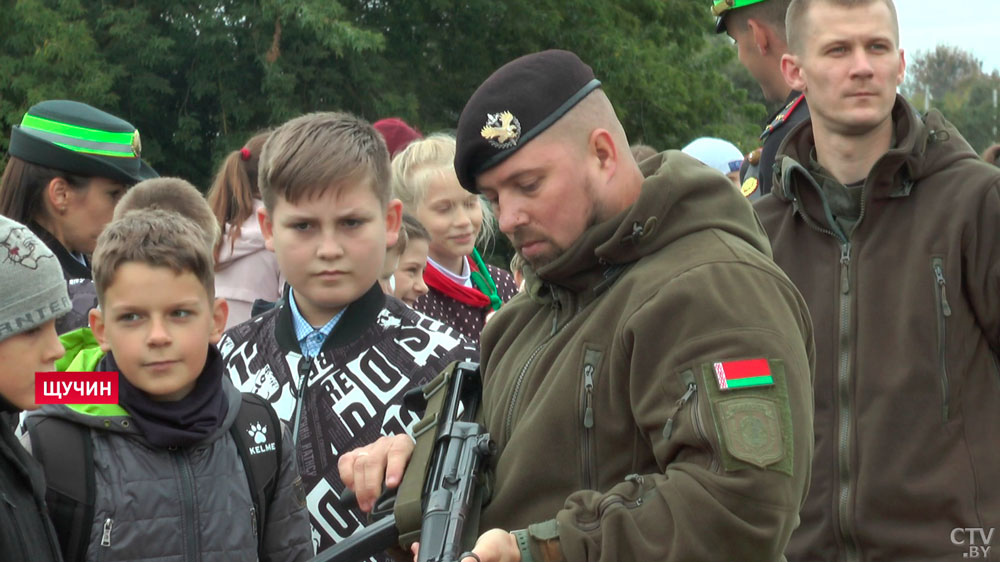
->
xmin=757 ymin=0 xmax=1000 ymax=559
xmin=340 ymin=50 xmax=815 ymax=562
xmin=714 ymin=0 xmax=810 ymax=199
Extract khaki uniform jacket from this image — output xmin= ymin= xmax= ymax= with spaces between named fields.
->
xmin=755 ymin=96 xmax=1000 ymax=561
xmin=479 ymin=152 xmax=815 ymax=561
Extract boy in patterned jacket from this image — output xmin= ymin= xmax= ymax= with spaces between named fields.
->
xmin=218 ymin=111 xmax=477 ymax=555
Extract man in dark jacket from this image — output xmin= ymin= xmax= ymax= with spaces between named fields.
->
xmin=341 ymin=49 xmax=816 ymax=562
xmin=714 ymin=0 xmax=810 ymax=199
xmin=755 ymin=0 xmax=1000 ymax=559
xmin=0 ymin=214 xmax=71 ymax=561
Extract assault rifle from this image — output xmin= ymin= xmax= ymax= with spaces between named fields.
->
xmin=314 ymin=361 xmax=494 ymax=562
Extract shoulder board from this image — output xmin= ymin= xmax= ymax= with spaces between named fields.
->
xmin=760 ymin=94 xmax=806 ymax=141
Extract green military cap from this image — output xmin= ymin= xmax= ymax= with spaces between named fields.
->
xmin=8 ymin=100 xmax=158 ymax=185
xmin=713 ymin=0 xmax=770 ymax=33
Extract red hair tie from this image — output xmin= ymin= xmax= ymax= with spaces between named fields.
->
xmin=239 ymin=147 xmax=252 ymax=161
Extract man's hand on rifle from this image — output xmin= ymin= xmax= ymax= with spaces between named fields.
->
xmin=339 ymin=434 xmax=415 ymax=513
xmin=410 ymin=529 xmax=521 ymax=562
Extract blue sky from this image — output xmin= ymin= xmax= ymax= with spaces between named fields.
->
xmin=897 ymin=2 xmax=999 ymax=75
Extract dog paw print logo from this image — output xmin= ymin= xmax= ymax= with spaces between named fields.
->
xmin=0 ymin=226 xmax=52 ymax=270
xmin=248 ymin=422 xmax=268 ymax=444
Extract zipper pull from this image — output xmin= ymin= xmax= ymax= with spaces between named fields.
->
xmin=583 ymin=365 xmax=595 ymax=429
xmin=840 ymin=242 xmax=851 ymax=294
xmin=101 ymin=518 xmax=113 ymax=547
xmin=250 ymin=506 xmax=258 ymax=538
xmin=663 ymin=383 xmax=697 ymax=440
xmin=934 ymin=265 xmax=952 ymax=317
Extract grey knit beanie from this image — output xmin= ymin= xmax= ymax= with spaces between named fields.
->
xmin=0 ymin=215 xmax=71 ymax=342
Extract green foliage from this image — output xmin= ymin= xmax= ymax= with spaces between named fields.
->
xmin=3 ymin=0 xmax=766 ymax=192
xmin=902 ymin=45 xmax=1000 ymax=153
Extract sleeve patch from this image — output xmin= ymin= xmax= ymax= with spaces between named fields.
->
xmin=701 ymin=359 xmax=794 ymax=476
xmin=713 ymin=358 xmax=773 ymax=390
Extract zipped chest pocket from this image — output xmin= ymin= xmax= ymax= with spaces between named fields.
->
xmin=932 ymin=257 xmax=952 ymax=422
xmin=579 ymin=346 xmax=605 ymax=490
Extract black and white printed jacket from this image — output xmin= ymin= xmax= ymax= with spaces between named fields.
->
xmin=218 ymin=283 xmax=477 ymax=555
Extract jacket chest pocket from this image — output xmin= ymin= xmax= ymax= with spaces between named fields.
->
xmin=578 ymin=346 xmax=605 ymax=490
xmin=931 ymin=257 xmax=953 ymax=421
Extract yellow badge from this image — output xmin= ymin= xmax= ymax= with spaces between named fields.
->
xmin=131 ymin=130 xmax=142 ymax=158
xmin=481 ymin=111 xmax=521 ymax=149
xmin=741 ymin=177 xmax=759 ymax=198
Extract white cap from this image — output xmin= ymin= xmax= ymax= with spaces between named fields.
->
xmin=681 ymin=137 xmax=744 ymax=175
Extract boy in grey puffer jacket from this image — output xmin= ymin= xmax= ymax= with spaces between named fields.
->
xmin=24 ymin=209 xmax=312 ymax=561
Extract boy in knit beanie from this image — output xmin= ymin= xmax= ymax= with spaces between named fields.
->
xmin=0 ymin=214 xmax=70 ymax=560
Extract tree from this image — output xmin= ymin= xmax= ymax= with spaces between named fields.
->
xmin=901 ymin=45 xmax=1000 ymax=153
xmin=902 ymin=45 xmax=982 ymax=104
xmin=1 ymin=0 xmax=766 ymax=193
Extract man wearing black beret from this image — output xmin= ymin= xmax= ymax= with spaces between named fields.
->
xmin=342 ymin=49 xmax=815 ymax=561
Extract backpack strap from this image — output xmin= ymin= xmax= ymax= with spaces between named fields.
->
xmin=230 ymin=392 xmax=283 ymax=555
xmin=25 ymin=415 xmax=95 ymax=562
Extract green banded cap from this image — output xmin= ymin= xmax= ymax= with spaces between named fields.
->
xmin=713 ymin=0 xmax=769 ymax=33
xmin=8 ymin=100 xmax=157 ymax=185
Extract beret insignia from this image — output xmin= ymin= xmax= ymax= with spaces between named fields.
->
xmin=480 ymin=111 xmax=521 ymax=149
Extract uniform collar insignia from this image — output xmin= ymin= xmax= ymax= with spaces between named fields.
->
xmin=760 ymin=93 xmax=805 ymax=141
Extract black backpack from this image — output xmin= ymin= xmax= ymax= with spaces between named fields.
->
xmin=25 ymin=392 xmax=282 ymax=561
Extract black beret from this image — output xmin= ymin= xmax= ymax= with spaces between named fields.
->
xmin=8 ymin=100 xmax=157 ymax=185
xmin=454 ymin=50 xmax=601 ymax=192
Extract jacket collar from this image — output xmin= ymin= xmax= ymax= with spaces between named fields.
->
xmin=275 ymin=282 xmax=387 ymax=354
xmin=29 ymin=221 xmax=92 ymax=280
xmin=773 ymin=95 xmax=978 ymax=232
xmin=524 ymin=150 xmax=771 ymax=308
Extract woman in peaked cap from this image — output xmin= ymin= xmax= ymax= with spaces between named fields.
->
xmin=0 ymin=100 xmax=157 ymax=280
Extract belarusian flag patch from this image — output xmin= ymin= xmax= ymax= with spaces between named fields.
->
xmin=713 ymin=358 xmax=774 ymax=391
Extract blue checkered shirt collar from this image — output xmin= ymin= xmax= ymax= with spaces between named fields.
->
xmin=288 ymin=289 xmax=345 ymax=358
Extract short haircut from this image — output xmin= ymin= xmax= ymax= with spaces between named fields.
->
xmin=259 ymin=112 xmax=391 ymax=211
xmin=92 ymin=209 xmax=216 ymax=305
xmin=401 ymin=213 xmax=430 ymax=245
xmin=391 ymin=134 xmax=498 ymax=248
xmin=114 ymin=177 xmax=220 ymax=251
xmin=726 ymin=0 xmax=792 ymax=38
xmin=786 ymin=0 xmax=898 ymax=53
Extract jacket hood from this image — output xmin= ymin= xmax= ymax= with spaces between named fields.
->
xmin=525 ymin=150 xmax=771 ymax=298
xmin=217 ymin=200 xmax=268 ymax=267
xmin=773 ymin=96 xmax=981 ymax=205
xmin=28 ymin=367 xmax=244 ymax=446
xmin=56 ymin=327 xmax=104 ymax=372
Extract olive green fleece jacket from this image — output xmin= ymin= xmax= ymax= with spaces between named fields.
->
xmin=478 ymin=152 xmax=816 ymax=561
xmin=756 ymin=96 xmax=1000 ymax=561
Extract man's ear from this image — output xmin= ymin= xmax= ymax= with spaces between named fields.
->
xmin=384 ymin=198 xmax=403 ymax=249
xmin=89 ymin=308 xmax=112 ymax=352
xmin=588 ymin=128 xmax=619 ymax=184
xmin=258 ymin=206 xmax=275 ymax=251
xmin=747 ymin=18 xmax=771 ymax=55
xmin=209 ymin=298 xmax=229 ymax=344
xmin=781 ymin=53 xmax=807 ymax=93
xmin=896 ymin=48 xmax=906 ymax=86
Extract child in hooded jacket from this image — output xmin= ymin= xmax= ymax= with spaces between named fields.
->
xmin=24 ymin=209 xmax=312 ymax=561
xmin=0 ymin=215 xmax=69 ymax=561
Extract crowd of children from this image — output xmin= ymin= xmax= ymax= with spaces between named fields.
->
xmin=0 ymin=102 xmax=509 ymax=560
